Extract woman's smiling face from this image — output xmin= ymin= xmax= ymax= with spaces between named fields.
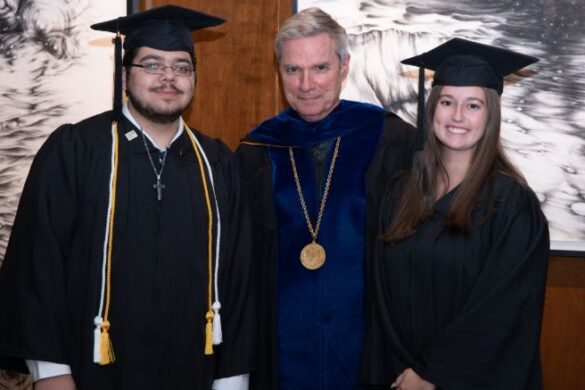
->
xmin=433 ymin=85 xmax=489 ymax=160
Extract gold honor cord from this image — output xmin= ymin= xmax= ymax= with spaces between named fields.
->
xmin=185 ymin=126 xmax=216 ymax=355
xmin=289 ymin=137 xmax=341 ymax=270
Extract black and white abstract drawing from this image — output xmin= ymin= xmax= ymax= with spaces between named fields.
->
xmin=299 ymin=0 xmax=585 ymax=253
xmin=0 ymin=0 xmax=126 ymax=262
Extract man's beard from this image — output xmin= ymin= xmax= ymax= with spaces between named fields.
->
xmin=126 ymin=86 xmax=192 ymax=125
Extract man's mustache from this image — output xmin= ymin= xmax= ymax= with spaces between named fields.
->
xmin=151 ymin=84 xmax=182 ymax=93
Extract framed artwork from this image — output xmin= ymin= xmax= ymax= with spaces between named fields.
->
xmin=297 ymin=0 xmax=585 ymax=255
xmin=0 ymin=0 xmax=127 ymax=263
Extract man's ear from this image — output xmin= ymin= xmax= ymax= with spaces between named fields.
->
xmin=340 ymin=54 xmax=350 ymax=79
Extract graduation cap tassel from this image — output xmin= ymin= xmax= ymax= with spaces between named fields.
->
xmin=113 ymin=30 xmax=123 ymax=122
xmin=415 ymin=66 xmax=426 ymax=151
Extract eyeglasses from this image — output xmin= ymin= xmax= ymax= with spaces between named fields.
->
xmin=129 ymin=63 xmax=194 ymax=77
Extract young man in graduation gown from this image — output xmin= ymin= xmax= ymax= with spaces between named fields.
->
xmin=0 ymin=6 xmax=254 ymax=390
xmin=236 ymin=7 xmax=414 ymax=390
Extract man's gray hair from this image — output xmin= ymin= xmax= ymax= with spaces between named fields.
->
xmin=274 ymin=7 xmax=349 ymax=63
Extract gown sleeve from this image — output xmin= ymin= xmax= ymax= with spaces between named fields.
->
xmin=414 ymin=184 xmax=550 ymax=389
xmin=361 ymin=114 xmax=416 ymax=387
xmin=235 ymin=141 xmax=279 ymax=390
xmin=361 ymin=178 xmax=415 ymax=387
xmin=0 ymin=125 xmax=82 ymax=371
xmin=212 ymin=140 xmax=256 ymax=379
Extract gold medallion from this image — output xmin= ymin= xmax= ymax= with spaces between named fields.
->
xmin=289 ymin=138 xmax=340 ymax=272
xmin=300 ymin=241 xmax=326 ymax=270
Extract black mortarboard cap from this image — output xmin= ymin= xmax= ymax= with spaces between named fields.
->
xmin=90 ymin=5 xmax=225 ymax=121
xmin=401 ymin=38 xmax=539 ymax=150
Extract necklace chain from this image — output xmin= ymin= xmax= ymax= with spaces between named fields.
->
xmin=139 ymin=127 xmax=168 ymax=200
xmin=289 ymin=137 xmax=341 ymax=241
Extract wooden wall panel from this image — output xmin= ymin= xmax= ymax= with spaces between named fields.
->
xmin=146 ymin=0 xmax=294 ymax=149
xmin=541 ymin=256 xmax=585 ymax=389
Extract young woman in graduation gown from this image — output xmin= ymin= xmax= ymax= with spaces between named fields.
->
xmin=360 ymin=39 xmax=550 ymax=390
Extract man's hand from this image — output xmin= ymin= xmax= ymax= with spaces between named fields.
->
xmin=392 ymin=368 xmax=435 ymax=390
xmin=34 ymin=374 xmax=76 ymax=390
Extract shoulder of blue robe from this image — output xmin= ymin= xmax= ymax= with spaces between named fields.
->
xmin=244 ymin=100 xmax=385 ymax=147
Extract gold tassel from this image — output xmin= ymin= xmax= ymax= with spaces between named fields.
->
xmin=204 ymin=310 xmax=214 ymax=355
xmin=99 ymin=320 xmax=116 ymax=365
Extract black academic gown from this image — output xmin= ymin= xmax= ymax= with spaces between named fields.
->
xmin=0 ymin=111 xmax=254 ymax=389
xmin=236 ymin=107 xmax=415 ymax=390
xmin=361 ymin=174 xmax=549 ymax=389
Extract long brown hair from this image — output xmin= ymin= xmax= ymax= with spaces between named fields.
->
xmin=382 ymin=85 xmax=527 ymax=242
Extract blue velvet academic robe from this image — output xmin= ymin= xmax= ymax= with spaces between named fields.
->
xmin=237 ymin=100 xmax=415 ymax=390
